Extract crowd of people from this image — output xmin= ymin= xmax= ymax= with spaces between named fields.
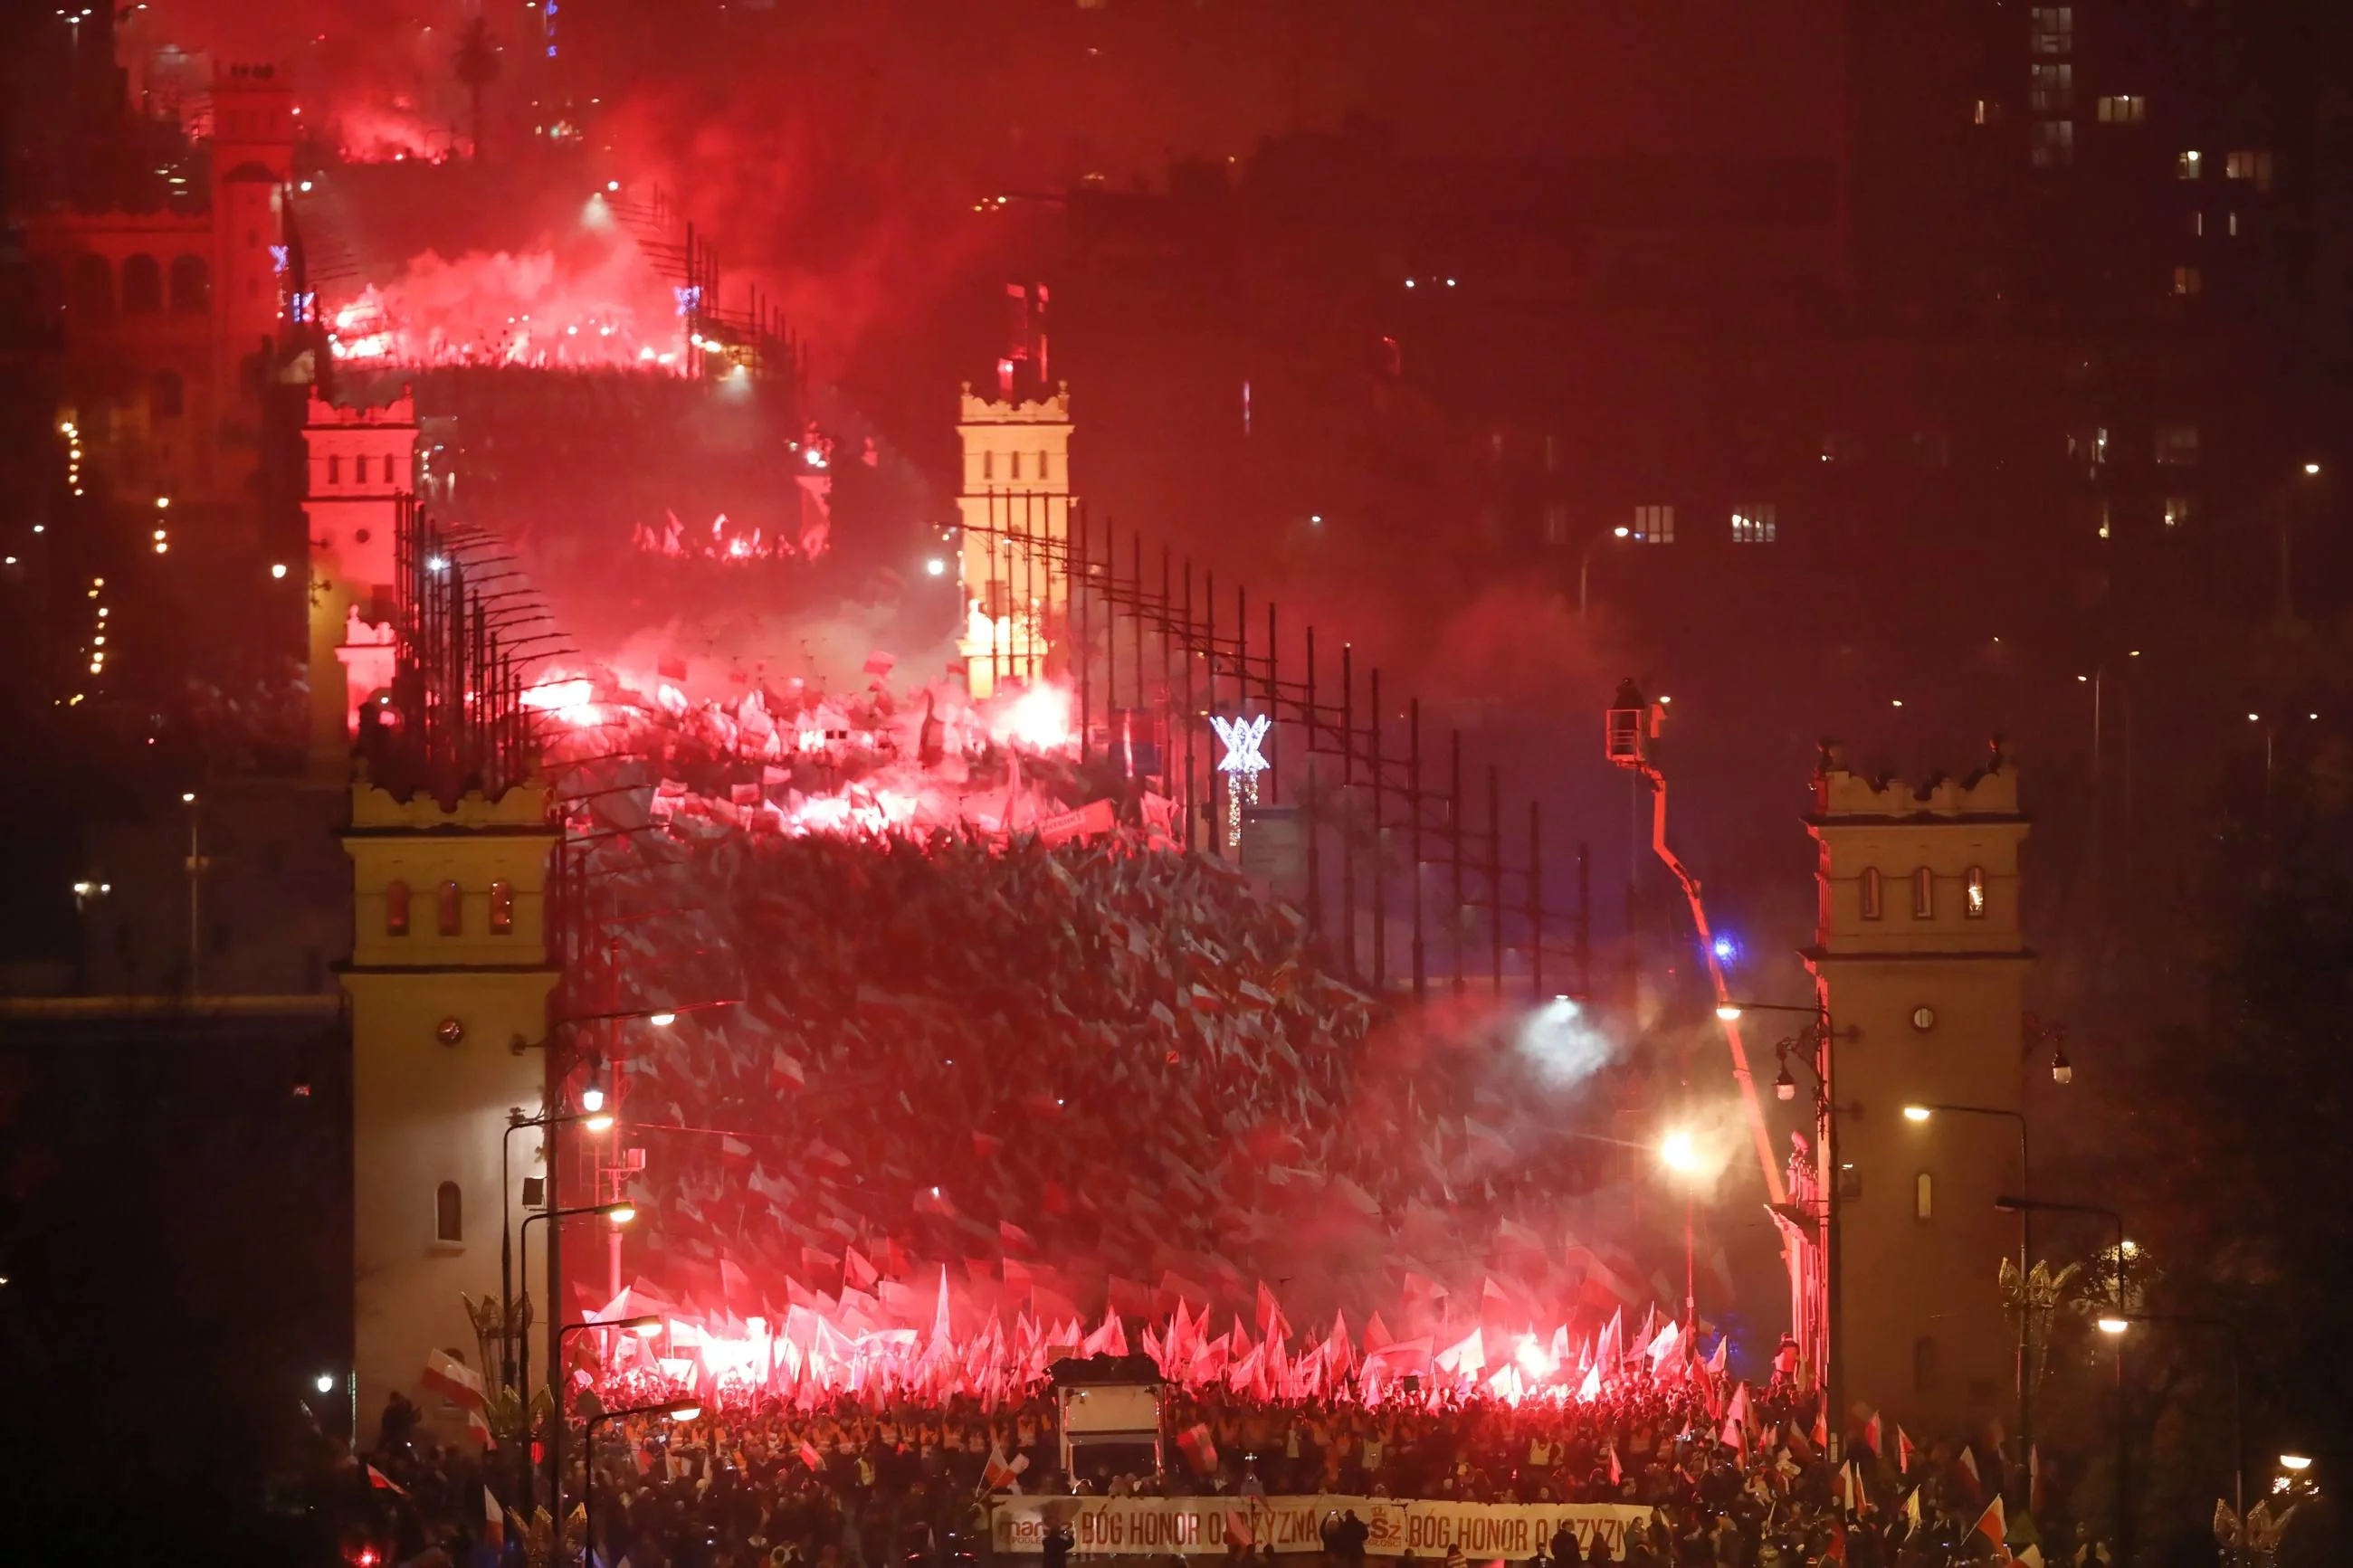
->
xmin=338 ymin=1375 xmax=2107 ymax=1568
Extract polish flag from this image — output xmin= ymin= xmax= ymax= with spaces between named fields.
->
xmin=420 ymin=1348 xmax=486 ymax=1411
xmin=1861 ymin=1408 xmax=1882 ymax=1459
xmin=1176 ymin=1422 xmax=1219 ymax=1475
xmin=1970 ymin=1497 xmax=2010 ymax=1562
xmin=797 ymin=1440 xmax=824 ymax=1471
xmin=1956 ymin=1445 xmax=1983 ymax=1505
xmin=1897 ymin=1426 xmax=1918 ymax=1474
xmin=482 ymin=1486 xmax=504 ymax=1548
xmin=366 ymin=1464 xmax=407 ymax=1496
xmin=982 ymin=1444 xmax=1030 ymax=1491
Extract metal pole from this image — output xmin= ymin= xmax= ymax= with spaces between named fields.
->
xmin=186 ymin=796 xmax=201 ymax=993
xmin=1369 ymin=670 xmax=1386 ymax=993
xmin=1408 ymin=697 xmax=1424 ymax=1002
xmin=1529 ymin=801 xmax=1543 ymax=1001
xmin=1450 ymin=729 xmax=1464 ymax=995
xmin=1182 ymin=560 xmax=1195 ymax=851
xmin=1488 ymin=766 xmax=1503 ymax=996
xmin=1341 ymin=645 xmax=1357 ymax=979
xmin=1265 ymin=601 xmax=1280 ymax=803
xmin=1206 ymin=573 xmax=1220 ymax=851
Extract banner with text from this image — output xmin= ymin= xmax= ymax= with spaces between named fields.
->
xmin=989 ymin=1496 xmax=1656 ymax=1561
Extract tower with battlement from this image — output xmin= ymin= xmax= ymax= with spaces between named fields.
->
xmin=1805 ymin=741 xmax=2033 ymax=1435
xmin=955 ymin=381 xmax=1074 ymax=699
xmin=304 ymin=389 xmax=419 ymax=775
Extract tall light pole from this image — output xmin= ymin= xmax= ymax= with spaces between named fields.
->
xmin=1656 ymin=1128 xmax=1703 ymax=1325
xmin=2101 ymin=1313 xmax=2242 ymax=1566
xmin=515 ymin=1201 xmax=636 ymax=1507
xmin=2000 ymin=1195 xmax=2130 ymax=1565
xmin=500 ymin=1107 xmax=614 ymax=1393
xmin=1578 ymin=526 xmax=1630 ymax=622
xmin=1736 ymin=998 xmax=1857 ymax=1459
xmin=1906 ymin=1101 xmax=2032 ymax=1453
xmin=181 ymin=791 xmax=202 ymax=993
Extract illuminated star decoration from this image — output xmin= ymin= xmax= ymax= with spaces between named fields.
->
xmin=1210 ymin=714 xmax=1272 ymax=847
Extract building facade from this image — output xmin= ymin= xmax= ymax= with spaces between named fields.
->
xmin=1806 ymin=745 xmax=2033 ymax=1432
xmin=956 ymin=380 xmax=1076 ymax=700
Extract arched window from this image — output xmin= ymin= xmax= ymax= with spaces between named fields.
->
xmin=981 ymin=450 xmax=994 ymax=481
xmin=437 ymin=880 xmax=463 ymax=936
xmin=355 ymin=454 xmax=368 ymax=484
xmin=1911 ymin=866 xmax=1935 ymax=919
xmin=68 ymin=253 xmax=113 ymax=322
xmin=1037 ymin=450 xmax=1051 ymax=480
xmin=1912 ymin=1335 xmax=1939 ymax=1395
xmin=489 ymin=880 xmax=514 ymax=935
xmin=328 ymin=453 xmax=341 ymax=485
xmin=1010 ymin=451 xmax=1024 ymax=480
xmin=168 ymin=254 xmax=210 ymax=313
xmin=1859 ymin=867 xmax=1883 ymax=921
xmin=121 ymin=253 xmax=163 ymax=313
xmin=151 ymin=371 xmax=184 ymax=421
xmin=434 ymin=1181 xmax=463 ymax=1242
xmin=1966 ymin=865 xmax=1987 ymax=918
xmin=1915 ymin=1172 xmax=1934 ymax=1221
xmin=385 ymin=879 xmax=410 ymax=936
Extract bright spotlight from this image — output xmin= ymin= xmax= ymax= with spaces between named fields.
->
xmin=1902 ymin=1105 xmax=1933 ymax=1122
xmin=605 ymin=1202 xmax=637 ymax=1226
xmin=2282 ymin=1454 xmax=2313 ymax=1472
xmin=1714 ymin=1003 xmax=1742 ymax=1022
xmin=314 ymin=1373 xmax=336 ymax=1394
xmin=1658 ymin=1130 xmax=1700 ymax=1174
xmin=2096 ymin=1316 xmax=2130 ymax=1335
xmin=925 ymin=557 xmax=947 ymax=576
xmin=579 ymin=1085 xmax=606 ymax=1113
xmin=270 ymin=563 xmax=289 ymax=579
xmin=646 ymin=1011 xmax=677 ymax=1027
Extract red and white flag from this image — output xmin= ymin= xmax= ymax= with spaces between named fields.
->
xmin=1970 ymin=1497 xmax=2010 ymax=1563
xmin=797 ymin=1440 xmax=824 ymax=1471
xmin=482 ymin=1486 xmax=504 ymax=1547
xmin=1956 ymin=1445 xmax=1983 ymax=1504
xmin=1897 ymin=1425 xmax=1918 ymax=1474
xmin=420 ymin=1348 xmax=486 ymax=1411
xmin=366 ymin=1464 xmax=407 ymax=1496
xmin=1861 ymin=1408 xmax=1882 ymax=1459
xmin=1176 ymin=1421 xmax=1219 ymax=1475
xmin=982 ymin=1444 xmax=1030 ymax=1491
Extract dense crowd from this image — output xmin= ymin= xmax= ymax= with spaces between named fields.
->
xmin=340 ymin=1377 xmax=2110 ymax=1568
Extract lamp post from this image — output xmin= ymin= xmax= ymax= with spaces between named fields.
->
xmin=1578 ymin=526 xmax=1630 ymax=622
xmin=1999 ymin=1195 xmax=2130 ymax=1565
xmin=555 ymin=1314 xmax=663 ymax=1391
xmin=1734 ymin=999 xmax=1855 ymax=1459
xmin=582 ymin=1398 xmax=700 ymax=1567
xmin=1655 ymin=1129 xmax=1703 ymax=1325
xmin=515 ymin=1202 xmax=637 ymax=1507
xmin=2101 ymin=1313 xmax=2243 ymax=1565
xmin=1906 ymin=1101 xmax=2032 ymax=1452
xmin=500 ymin=1107 xmax=614 ymax=1393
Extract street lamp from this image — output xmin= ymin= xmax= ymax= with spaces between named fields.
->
xmin=2103 ymin=1313 xmax=2246 ymax=1557
xmin=555 ymin=1315 xmax=663 ymax=1393
xmin=514 ymin=1201 xmax=635 ymax=1505
xmin=2000 ymin=1195 xmax=2130 ymax=1563
xmin=1657 ymin=1130 xmax=1703 ymax=1325
xmin=1752 ymin=1002 xmax=1856 ymax=1460
xmin=582 ymin=1399 xmax=700 ymax=1565
xmin=500 ymin=1107 xmax=615 ymax=1394
xmin=2280 ymin=1453 xmax=2312 ymax=1472
xmin=1903 ymin=1107 xmax=2032 ymax=1411
xmin=1578 ymin=527 xmax=1629 ymax=622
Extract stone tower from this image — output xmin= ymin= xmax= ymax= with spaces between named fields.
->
xmin=303 ymin=388 xmax=418 ymax=776
xmin=954 ymin=380 xmax=1074 ymax=699
xmin=343 ymin=778 xmax=557 ymax=1440
xmin=1805 ymin=741 xmax=2032 ymax=1433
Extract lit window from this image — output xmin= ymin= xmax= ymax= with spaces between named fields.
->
xmin=2164 ymin=496 xmax=2195 ymax=527
xmin=2029 ymin=6 xmax=2072 ymax=54
xmin=1911 ymin=866 xmax=1934 ymax=919
xmin=2228 ymin=212 xmax=2241 ymax=237
xmin=2066 ymin=425 xmax=2110 ymax=472
xmin=2096 ymin=95 xmax=2146 ymax=125
xmin=489 ymin=879 xmax=514 ymax=935
xmin=2033 ymin=119 xmax=2075 ymax=167
xmin=1916 ymin=1172 xmax=1935 ymax=1221
xmin=1973 ymin=100 xmax=2001 ymax=126
xmin=2173 ymin=265 xmax=2202 ymax=297
xmin=385 ymin=879 xmax=410 ymax=936
xmin=1542 ymin=504 xmax=1569 ymax=546
xmin=2155 ymin=424 xmax=2200 ymax=467
xmin=2030 ymin=63 xmax=2072 ymax=113
xmin=1731 ymin=505 xmax=1777 ymax=544
xmin=1860 ymin=867 xmax=1883 ymax=922
xmin=1632 ymin=505 xmax=1674 ymax=544
xmin=437 ymin=879 xmax=462 ymax=936
xmin=434 ymin=1181 xmax=463 ymax=1243
xmin=2178 ymin=149 xmax=2202 ymax=180
xmin=1966 ymin=866 xmax=1987 ymax=918
xmin=1822 ymin=431 xmax=1866 ymax=464
xmin=2224 ymin=150 xmax=2273 ymax=191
